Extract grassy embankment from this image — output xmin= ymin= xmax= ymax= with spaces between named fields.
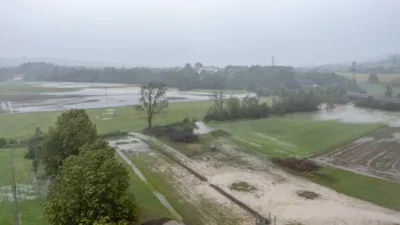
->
xmin=209 ymin=119 xmax=400 ymax=211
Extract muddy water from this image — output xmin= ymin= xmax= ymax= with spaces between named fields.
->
xmin=291 ymin=104 xmax=400 ymax=126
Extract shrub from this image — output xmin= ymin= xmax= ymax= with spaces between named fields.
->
xmin=272 ymin=157 xmax=321 ymax=172
xmin=97 ymin=131 xmax=128 ymax=139
xmin=0 ymin=138 xmax=6 ymax=147
xmin=8 ymin=139 xmax=18 ymax=145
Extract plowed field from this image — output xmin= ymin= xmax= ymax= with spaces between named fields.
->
xmin=316 ymin=127 xmax=400 ymax=181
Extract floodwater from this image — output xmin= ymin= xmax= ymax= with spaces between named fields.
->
xmin=3 ymin=82 xmax=256 ymax=113
xmin=291 ymin=103 xmax=400 ymax=126
xmin=193 ymin=121 xmax=214 ymax=134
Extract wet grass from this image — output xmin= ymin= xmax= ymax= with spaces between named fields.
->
xmin=229 ymin=181 xmax=257 ymax=193
xmin=308 ymin=166 xmax=400 ymax=211
xmin=337 ymin=72 xmax=400 ymax=83
xmin=0 ymin=81 xmax=80 ymax=94
xmin=115 ymin=153 xmax=173 ymax=221
xmin=0 ymin=148 xmax=48 ymax=225
xmin=358 ymin=82 xmax=400 ymax=97
xmin=0 ymin=100 xmax=214 ymax=140
xmin=127 ymin=153 xmax=205 ymax=224
xmin=211 ymin=118 xmax=382 ymax=157
xmin=297 ymin=190 xmax=319 ymax=199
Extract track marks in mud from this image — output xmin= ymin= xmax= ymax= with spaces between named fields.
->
xmin=317 ymin=127 xmax=400 ymax=181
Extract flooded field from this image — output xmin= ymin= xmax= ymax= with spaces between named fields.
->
xmin=292 ymin=103 xmax=400 ymax=126
xmin=316 ymin=127 xmax=400 ymax=182
xmin=0 ymin=82 xmax=255 ymax=114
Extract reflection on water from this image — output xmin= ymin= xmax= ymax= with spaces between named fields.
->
xmin=291 ymin=104 xmax=400 ymax=126
xmin=6 ymin=82 xmax=256 ymax=113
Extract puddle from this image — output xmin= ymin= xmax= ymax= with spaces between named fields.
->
xmin=0 ymin=184 xmax=38 ymax=201
xmin=354 ymin=137 xmax=375 ymax=143
xmin=109 ymin=136 xmax=150 ymax=154
xmin=193 ymin=121 xmax=214 ymax=134
xmin=253 ymin=132 xmax=297 ymax=148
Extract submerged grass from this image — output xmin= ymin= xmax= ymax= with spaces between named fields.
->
xmin=211 ymin=117 xmax=382 ymax=157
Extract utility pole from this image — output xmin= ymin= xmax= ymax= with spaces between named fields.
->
xmin=351 ymin=61 xmax=357 ymax=88
xmin=11 ymin=148 xmax=20 ymax=225
xmin=271 ymin=56 xmax=275 ymax=67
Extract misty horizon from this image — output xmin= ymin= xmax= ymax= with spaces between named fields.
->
xmin=1 ymin=0 xmax=399 ymax=67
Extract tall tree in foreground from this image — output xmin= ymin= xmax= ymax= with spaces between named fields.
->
xmin=39 ymin=109 xmax=97 ymax=177
xmin=45 ymin=140 xmax=139 ymax=225
xmin=136 ymin=82 xmax=168 ymax=129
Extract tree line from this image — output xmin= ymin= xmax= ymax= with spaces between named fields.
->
xmin=0 ymin=62 xmax=360 ymax=94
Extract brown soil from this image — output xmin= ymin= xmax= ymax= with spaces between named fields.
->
xmin=316 ymin=127 xmax=400 ymax=181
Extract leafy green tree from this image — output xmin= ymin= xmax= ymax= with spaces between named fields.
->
xmin=368 ymin=73 xmax=380 ymax=84
xmin=45 ymin=140 xmax=139 ymax=225
xmin=39 ymin=109 xmax=97 ymax=177
xmin=25 ymin=127 xmax=44 ymax=160
xmin=136 ymin=82 xmax=169 ymax=129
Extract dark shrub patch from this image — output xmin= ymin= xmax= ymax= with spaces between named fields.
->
xmin=272 ymin=157 xmax=321 ymax=172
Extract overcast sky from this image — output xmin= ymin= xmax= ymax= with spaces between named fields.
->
xmin=1 ymin=0 xmax=399 ymax=67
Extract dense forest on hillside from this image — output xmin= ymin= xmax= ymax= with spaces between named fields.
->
xmin=0 ymin=62 xmax=362 ymax=95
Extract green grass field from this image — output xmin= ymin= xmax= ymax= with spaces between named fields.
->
xmin=0 ymin=81 xmax=80 ymax=94
xmin=0 ymin=148 xmax=174 ymax=224
xmin=309 ymin=166 xmax=400 ymax=211
xmin=0 ymin=100 xmax=214 ymax=140
xmin=127 ymin=153 xmax=204 ymax=224
xmin=0 ymin=148 xmax=48 ymax=225
xmin=358 ymin=82 xmax=400 ymax=97
xmin=115 ymin=153 xmax=173 ymax=221
xmin=210 ymin=118 xmax=382 ymax=157
xmin=337 ymin=72 xmax=400 ymax=83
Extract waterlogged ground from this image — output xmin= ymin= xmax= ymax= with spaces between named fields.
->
xmin=0 ymin=82 xmax=256 ymax=113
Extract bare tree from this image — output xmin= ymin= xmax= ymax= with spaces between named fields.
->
xmin=136 ymin=82 xmax=168 ymax=129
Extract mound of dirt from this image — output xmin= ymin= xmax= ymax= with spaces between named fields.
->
xmin=147 ymin=120 xmax=199 ymax=143
xmin=272 ymin=157 xmax=321 ymax=172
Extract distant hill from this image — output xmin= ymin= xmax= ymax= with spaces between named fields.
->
xmin=312 ymin=54 xmax=400 ymax=74
xmin=0 ymin=57 xmax=134 ymax=69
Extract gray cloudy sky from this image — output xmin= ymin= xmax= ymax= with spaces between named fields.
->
xmin=1 ymin=0 xmax=399 ymax=67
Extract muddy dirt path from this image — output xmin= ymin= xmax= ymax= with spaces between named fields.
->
xmin=131 ymin=133 xmax=400 ymax=225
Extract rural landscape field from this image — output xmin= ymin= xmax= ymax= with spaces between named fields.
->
xmin=1 ymin=78 xmax=400 ymax=225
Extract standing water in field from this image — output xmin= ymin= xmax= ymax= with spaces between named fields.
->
xmin=193 ymin=121 xmax=214 ymax=134
xmin=294 ymin=104 xmax=400 ymax=126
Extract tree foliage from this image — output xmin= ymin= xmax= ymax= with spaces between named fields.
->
xmin=136 ymin=82 xmax=169 ymax=129
xmin=44 ymin=140 xmax=139 ymax=225
xmin=39 ymin=109 xmax=97 ymax=177
xmin=368 ymin=73 xmax=380 ymax=84
xmin=0 ymin=62 xmax=359 ymax=94
xmin=204 ymin=92 xmax=269 ymax=121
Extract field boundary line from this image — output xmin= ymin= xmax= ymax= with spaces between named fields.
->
xmin=312 ymin=125 xmax=388 ymax=158
xmin=114 ymin=148 xmax=182 ymax=221
xmin=132 ymin=132 xmax=273 ymax=224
